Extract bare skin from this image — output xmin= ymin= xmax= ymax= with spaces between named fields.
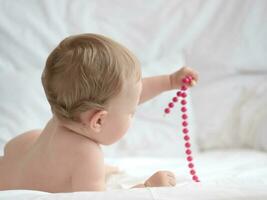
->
xmin=0 ymin=128 xmax=118 ymax=192
xmin=0 ymin=67 xmax=198 ymax=192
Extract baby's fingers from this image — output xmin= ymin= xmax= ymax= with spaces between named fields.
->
xmin=190 ymin=79 xmax=197 ymax=86
xmin=166 ymin=171 xmax=175 ymax=178
xmin=168 ymin=178 xmax=176 ymax=186
xmin=183 ymin=74 xmax=198 ymax=87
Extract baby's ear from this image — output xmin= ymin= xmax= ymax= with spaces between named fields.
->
xmin=89 ymin=110 xmax=108 ymax=133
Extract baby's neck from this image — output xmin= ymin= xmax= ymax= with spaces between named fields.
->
xmin=52 ymin=115 xmax=98 ymax=143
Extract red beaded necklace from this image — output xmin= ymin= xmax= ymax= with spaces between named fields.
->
xmin=164 ymin=75 xmax=200 ymax=182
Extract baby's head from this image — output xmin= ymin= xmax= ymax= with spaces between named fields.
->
xmin=42 ymin=33 xmax=142 ymax=145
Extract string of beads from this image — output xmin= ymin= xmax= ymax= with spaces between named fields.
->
xmin=164 ymin=75 xmax=200 ymax=182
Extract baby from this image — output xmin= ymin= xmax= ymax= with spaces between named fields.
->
xmin=0 ymin=33 xmax=198 ymax=192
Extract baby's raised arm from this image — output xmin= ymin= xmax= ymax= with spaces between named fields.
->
xmin=139 ymin=74 xmax=171 ymax=104
xmin=139 ymin=67 xmax=198 ymax=104
xmin=71 ymin=142 xmax=105 ymax=191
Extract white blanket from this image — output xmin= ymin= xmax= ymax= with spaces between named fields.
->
xmin=1 ymin=149 xmax=267 ymax=199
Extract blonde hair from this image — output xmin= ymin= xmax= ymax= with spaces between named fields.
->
xmin=42 ymin=33 xmax=141 ymax=121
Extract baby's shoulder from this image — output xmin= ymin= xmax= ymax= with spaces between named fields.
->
xmin=70 ymin=138 xmax=105 ymax=190
xmin=77 ymin=139 xmax=102 ymax=155
xmin=69 ymin=137 xmax=104 ymax=164
xmin=70 ymin=139 xmax=105 ymax=191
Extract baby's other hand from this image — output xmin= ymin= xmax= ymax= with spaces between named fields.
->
xmin=144 ymin=171 xmax=176 ymax=187
xmin=170 ymin=66 xmax=199 ymax=90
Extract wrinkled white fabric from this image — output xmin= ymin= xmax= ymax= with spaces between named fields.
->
xmin=1 ymin=150 xmax=267 ymax=199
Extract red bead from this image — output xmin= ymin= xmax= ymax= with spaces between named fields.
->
xmin=182 ymin=114 xmax=188 ymax=119
xmin=181 ymin=92 xmax=187 ymax=98
xmin=190 ymin=170 xmax=196 ymax=175
xmin=181 ymin=85 xmax=188 ymax=91
xmin=181 ymin=107 xmax=187 ymax=112
xmin=188 ymin=163 xmax=194 ymax=168
xmin=185 ymin=142 xmax=191 ymax=148
xmin=164 ymin=108 xmax=170 ymax=114
xmin=176 ymin=91 xmax=182 ymax=97
xmin=184 ymin=135 xmax=190 ymax=141
xmin=172 ymin=97 xmax=178 ymax=102
xmin=183 ymin=128 xmax=189 ymax=134
xmin=168 ymin=102 xmax=174 ymax=108
xmin=187 ymin=156 xmax=193 ymax=161
xmin=192 ymin=175 xmax=198 ymax=181
xmin=186 ymin=149 xmax=192 ymax=155
xmin=182 ymin=121 xmax=188 ymax=127
xmin=187 ymin=76 xmax=193 ymax=81
xmin=181 ymin=100 xmax=187 ymax=105
xmin=182 ymin=78 xmax=190 ymax=84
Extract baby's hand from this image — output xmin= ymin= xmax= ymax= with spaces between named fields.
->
xmin=170 ymin=66 xmax=199 ymax=90
xmin=144 ymin=171 xmax=176 ymax=187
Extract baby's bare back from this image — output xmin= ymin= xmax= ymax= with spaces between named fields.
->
xmin=0 ymin=119 xmax=103 ymax=192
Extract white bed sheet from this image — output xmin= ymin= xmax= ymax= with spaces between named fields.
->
xmin=1 ymin=149 xmax=267 ymax=199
